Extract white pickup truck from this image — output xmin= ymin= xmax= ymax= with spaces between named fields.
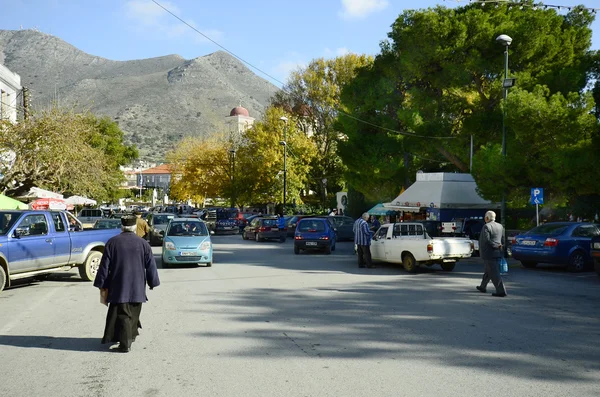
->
xmin=370 ymin=222 xmax=474 ymax=272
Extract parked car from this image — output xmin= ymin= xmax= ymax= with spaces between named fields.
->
xmin=0 ymin=210 xmax=121 ymax=291
xmin=146 ymin=213 xmax=176 ymax=245
xmin=162 ymin=218 xmax=213 ymax=268
xmin=591 ymin=235 xmax=600 ymax=277
xmin=317 ymin=215 xmax=354 ymax=241
xmin=77 ymin=208 xmax=104 ymax=224
xmin=243 ymin=216 xmax=282 ymax=241
xmin=370 ymin=222 xmax=473 ymax=272
xmin=294 ymin=218 xmax=337 ymax=255
xmin=92 ymin=219 xmax=122 ymax=229
xmin=511 ymin=222 xmax=600 ymax=272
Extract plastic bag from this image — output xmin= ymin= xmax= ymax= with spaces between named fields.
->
xmin=500 ymin=257 xmax=508 ymax=274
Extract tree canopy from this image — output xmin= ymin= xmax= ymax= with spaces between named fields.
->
xmin=0 ymin=107 xmax=137 ymax=201
xmin=338 ymin=2 xmax=600 ymax=205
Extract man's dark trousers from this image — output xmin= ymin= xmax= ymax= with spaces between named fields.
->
xmin=480 ymin=258 xmax=506 ymax=295
xmin=357 ymin=245 xmax=372 ymax=268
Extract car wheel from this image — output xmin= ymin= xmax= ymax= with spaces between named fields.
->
xmin=595 ymin=260 xmax=600 ymax=277
xmin=402 ymin=253 xmax=417 ymax=273
xmin=206 ymin=262 xmax=212 ymax=267
xmin=294 ymin=245 xmax=300 ymax=255
xmin=325 ymin=244 xmax=332 ymax=255
xmin=79 ymin=251 xmax=103 ymax=281
xmin=441 ymin=262 xmax=456 ymax=271
xmin=242 ymin=232 xmax=248 ymax=240
xmin=332 ymin=241 xmax=336 ymax=251
xmin=567 ymin=251 xmax=587 ymax=273
xmin=0 ymin=265 xmax=7 ymax=292
xmin=521 ymin=261 xmax=537 ymax=268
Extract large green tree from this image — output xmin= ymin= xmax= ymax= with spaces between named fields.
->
xmin=0 ymin=108 xmax=137 ymax=201
xmin=338 ymin=2 xmax=599 ymax=204
xmin=273 ymin=54 xmax=373 ymax=201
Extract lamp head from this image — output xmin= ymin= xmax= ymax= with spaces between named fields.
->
xmin=496 ymin=34 xmax=513 ymax=46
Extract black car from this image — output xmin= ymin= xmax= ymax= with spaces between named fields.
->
xmin=243 ymin=216 xmax=283 ymax=242
xmin=146 ymin=213 xmax=176 ymax=245
xmin=317 ymin=216 xmax=355 ymax=241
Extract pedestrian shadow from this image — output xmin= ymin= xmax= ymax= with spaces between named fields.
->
xmin=0 ymin=335 xmax=105 ymax=352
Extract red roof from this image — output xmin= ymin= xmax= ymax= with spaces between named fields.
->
xmin=141 ymin=164 xmax=172 ymax=175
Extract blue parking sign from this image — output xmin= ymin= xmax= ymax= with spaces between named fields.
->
xmin=530 ymin=188 xmax=544 ymax=205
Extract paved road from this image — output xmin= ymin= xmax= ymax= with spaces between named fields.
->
xmin=1 ymin=235 xmax=599 ymax=396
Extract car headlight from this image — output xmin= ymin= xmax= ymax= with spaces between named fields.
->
xmin=165 ymin=242 xmax=176 ymax=250
xmin=199 ymin=241 xmax=211 ymax=250
xmin=593 ymin=242 xmax=600 ymax=250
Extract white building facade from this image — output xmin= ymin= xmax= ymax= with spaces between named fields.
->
xmin=0 ymin=64 xmax=22 ymax=123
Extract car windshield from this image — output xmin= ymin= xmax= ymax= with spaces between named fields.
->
xmin=217 ymin=209 xmax=238 ymax=220
xmin=154 ymin=215 xmax=175 ymax=225
xmin=525 ymin=224 xmax=569 ymax=236
xmin=298 ymin=220 xmax=326 ymax=232
xmin=167 ymin=221 xmax=208 ymax=236
xmin=93 ymin=220 xmax=122 ymax=229
xmin=0 ymin=212 xmax=21 ymax=235
xmin=261 ymin=219 xmax=278 ymax=227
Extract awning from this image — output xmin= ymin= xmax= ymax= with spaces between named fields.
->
xmin=18 ymin=187 xmax=64 ymax=200
xmin=381 ymin=203 xmax=422 ymax=213
xmin=65 ymin=195 xmax=97 ymax=206
xmin=0 ymin=194 xmax=28 ymax=210
xmin=29 ymin=198 xmax=74 ymax=211
xmin=368 ymin=203 xmax=421 ymax=215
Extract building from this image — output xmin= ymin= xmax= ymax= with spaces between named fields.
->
xmin=140 ymin=163 xmax=172 ymax=193
xmin=0 ymin=64 xmax=22 ymax=123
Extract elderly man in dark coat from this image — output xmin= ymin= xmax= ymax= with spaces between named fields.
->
xmin=94 ymin=215 xmax=160 ymax=353
xmin=476 ymin=210 xmax=507 ymax=297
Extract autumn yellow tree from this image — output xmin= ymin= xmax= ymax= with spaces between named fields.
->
xmin=234 ymin=106 xmax=316 ymax=206
xmin=167 ymin=134 xmax=231 ymax=204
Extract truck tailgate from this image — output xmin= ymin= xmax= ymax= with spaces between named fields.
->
xmin=431 ymin=238 xmax=473 ymax=257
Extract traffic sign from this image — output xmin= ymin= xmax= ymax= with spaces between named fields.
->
xmin=530 ymin=188 xmax=544 ymax=205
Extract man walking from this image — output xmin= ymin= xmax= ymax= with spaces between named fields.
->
xmin=354 ymin=212 xmax=374 ymax=268
xmin=476 ymin=210 xmax=507 ymax=297
xmin=135 ymin=211 xmax=150 ymax=239
xmin=277 ymin=213 xmax=287 ymax=243
xmin=94 ymin=215 xmax=160 ymax=352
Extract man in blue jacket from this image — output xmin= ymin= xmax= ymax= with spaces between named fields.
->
xmin=94 ymin=215 xmax=160 ymax=352
xmin=354 ymin=212 xmax=374 ymax=268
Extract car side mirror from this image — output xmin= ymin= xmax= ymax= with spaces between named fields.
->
xmin=13 ymin=229 xmax=22 ymax=238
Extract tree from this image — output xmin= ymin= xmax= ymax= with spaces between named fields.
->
xmin=166 ymin=135 xmax=231 ymax=204
xmin=0 ymin=107 xmax=137 ymax=201
xmin=234 ymin=107 xmax=316 ymax=206
xmin=338 ymin=2 xmax=599 ymax=204
xmin=273 ymin=54 xmax=373 ymax=201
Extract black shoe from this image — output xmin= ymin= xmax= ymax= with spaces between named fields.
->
xmin=476 ymin=286 xmax=487 ymax=293
xmin=492 ymin=293 xmax=507 ymax=297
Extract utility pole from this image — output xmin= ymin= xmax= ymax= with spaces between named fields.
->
xmin=230 ymin=149 xmax=236 ymax=208
xmin=22 ymin=87 xmax=29 ymax=120
xmin=279 ymin=117 xmax=288 ymax=214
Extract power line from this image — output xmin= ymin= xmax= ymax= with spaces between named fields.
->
xmin=151 ymin=0 xmax=456 ymax=140
xmin=442 ymin=0 xmax=599 ymax=12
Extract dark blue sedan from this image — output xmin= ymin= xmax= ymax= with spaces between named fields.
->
xmin=511 ymin=222 xmax=600 ymax=272
xmin=294 ymin=218 xmax=337 ymax=255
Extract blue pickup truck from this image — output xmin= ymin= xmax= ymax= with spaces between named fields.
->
xmin=0 ymin=210 xmax=121 ymax=292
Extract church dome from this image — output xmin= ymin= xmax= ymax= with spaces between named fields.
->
xmin=230 ymin=106 xmax=249 ymax=117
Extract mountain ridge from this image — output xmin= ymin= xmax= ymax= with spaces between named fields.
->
xmin=0 ymin=29 xmax=278 ymax=161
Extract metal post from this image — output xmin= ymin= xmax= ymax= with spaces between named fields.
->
xmin=283 ymin=126 xmax=287 ymax=214
xmin=230 ymin=150 xmax=236 ymax=208
xmin=500 ymin=44 xmax=509 ymax=243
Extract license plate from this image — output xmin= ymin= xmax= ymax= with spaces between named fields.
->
xmin=521 ymin=240 xmax=536 ymax=246
xmin=180 ymin=251 xmax=196 ymax=256
xmin=306 ymin=242 xmax=317 ymax=246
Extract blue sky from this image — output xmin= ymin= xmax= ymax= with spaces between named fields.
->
xmin=3 ymin=0 xmax=600 ymax=86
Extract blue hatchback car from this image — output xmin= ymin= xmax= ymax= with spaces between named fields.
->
xmin=294 ymin=218 xmax=336 ymax=255
xmin=162 ymin=218 xmax=213 ymax=268
xmin=511 ymin=222 xmax=600 ymax=272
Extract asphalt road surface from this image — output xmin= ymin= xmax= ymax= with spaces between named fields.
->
xmin=1 ymin=235 xmax=599 ymax=397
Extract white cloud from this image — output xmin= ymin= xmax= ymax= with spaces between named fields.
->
xmin=339 ymin=0 xmax=389 ymax=19
xmin=123 ymin=0 xmax=223 ymax=43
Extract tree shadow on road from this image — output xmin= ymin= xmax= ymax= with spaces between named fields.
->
xmin=188 ymin=275 xmax=600 ymax=383
xmin=0 ymin=335 xmax=106 ymax=352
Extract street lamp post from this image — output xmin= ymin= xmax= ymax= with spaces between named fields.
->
xmin=279 ymin=116 xmax=288 ymax=214
xmin=496 ymin=34 xmax=513 ymax=245
xmin=229 ymin=149 xmax=236 ymax=208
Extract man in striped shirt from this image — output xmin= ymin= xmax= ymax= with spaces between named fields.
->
xmin=354 ymin=212 xmax=374 ymax=268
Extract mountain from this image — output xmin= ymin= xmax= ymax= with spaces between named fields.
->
xmin=0 ymin=29 xmax=278 ymax=161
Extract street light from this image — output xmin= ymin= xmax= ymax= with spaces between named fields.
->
xmin=229 ymin=149 xmax=236 ymax=208
xmin=279 ymin=116 xmax=288 ymax=214
xmin=496 ymin=34 xmax=513 ymax=245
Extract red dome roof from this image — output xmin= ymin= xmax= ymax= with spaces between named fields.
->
xmin=230 ymin=106 xmax=249 ymax=117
